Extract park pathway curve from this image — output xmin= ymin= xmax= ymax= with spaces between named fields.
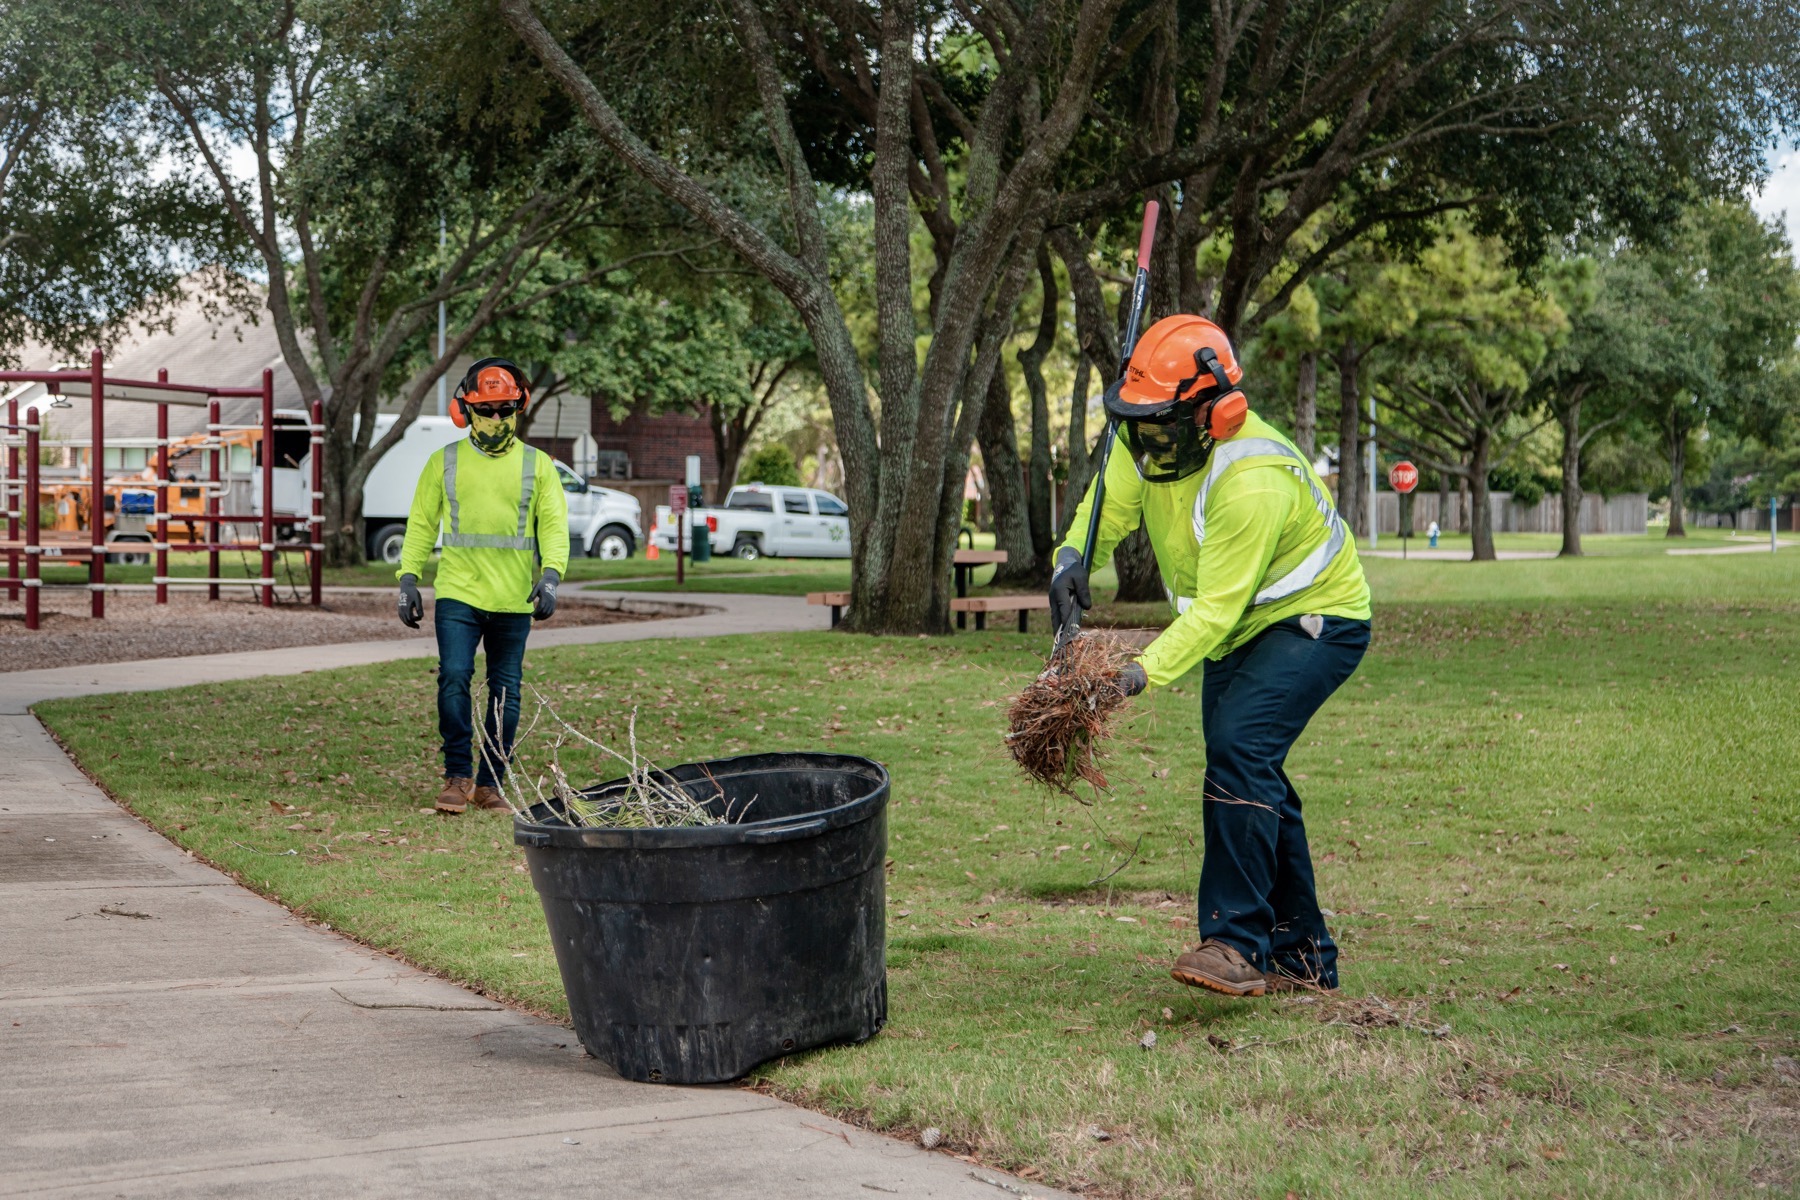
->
xmin=0 ymin=591 xmax=1069 ymax=1199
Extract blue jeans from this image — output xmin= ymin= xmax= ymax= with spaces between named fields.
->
xmin=434 ymin=597 xmax=533 ymax=786
xmin=1198 ymin=614 xmax=1370 ymax=986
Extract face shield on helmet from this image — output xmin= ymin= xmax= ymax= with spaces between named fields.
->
xmin=1107 ymin=385 xmax=1213 ymax=483
xmin=1106 ymin=315 xmax=1248 ymax=483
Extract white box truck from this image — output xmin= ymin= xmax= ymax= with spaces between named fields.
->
xmin=289 ymin=415 xmax=643 ymax=563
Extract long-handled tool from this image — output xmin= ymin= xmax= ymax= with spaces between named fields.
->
xmin=1052 ymin=199 xmax=1160 ymax=658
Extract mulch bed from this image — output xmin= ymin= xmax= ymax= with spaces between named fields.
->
xmin=0 ymin=590 xmax=654 ymax=673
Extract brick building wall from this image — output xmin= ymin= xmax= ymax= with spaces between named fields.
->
xmin=531 ymin=436 xmax=577 ymax=468
xmin=589 ymin=401 xmax=717 ymax=481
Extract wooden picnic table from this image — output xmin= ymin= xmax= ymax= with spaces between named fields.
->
xmin=952 ymin=549 xmax=1007 ymax=628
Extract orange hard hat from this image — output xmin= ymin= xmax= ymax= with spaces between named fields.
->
xmin=450 ymin=357 xmax=530 ymax=429
xmin=471 ymin=365 xmax=523 ymax=402
xmin=1117 ymin=315 xmax=1242 ymax=407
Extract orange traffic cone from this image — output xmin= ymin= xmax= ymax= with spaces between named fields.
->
xmin=646 ymin=544 xmax=660 ymax=561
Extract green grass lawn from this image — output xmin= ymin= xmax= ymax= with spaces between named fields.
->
xmin=32 ymin=528 xmax=1761 ymax=598
xmin=33 ymin=552 xmax=1800 ymax=1198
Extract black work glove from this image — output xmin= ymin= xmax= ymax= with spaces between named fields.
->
xmin=397 ymin=574 xmax=423 ymax=629
xmin=1116 ymin=661 xmax=1148 ymax=697
xmin=528 ymin=567 xmax=559 ymax=621
xmin=1048 ymin=546 xmax=1092 ymax=636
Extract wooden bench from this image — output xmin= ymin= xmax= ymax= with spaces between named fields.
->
xmin=952 ymin=549 xmax=1008 ymax=628
xmin=950 ymin=594 xmax=1049 ymax=633
xmin=807 ymin=590 xmax=851 ymax=627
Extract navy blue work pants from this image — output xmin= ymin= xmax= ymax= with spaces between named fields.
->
xmin=1197 ymin=614 xmax=1369 ymax=986
xmin=434 ymin=597 xmax=532 ymax=786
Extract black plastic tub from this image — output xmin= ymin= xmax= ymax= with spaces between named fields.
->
xmin=514 ymin=751 xmax=888 ymax=1084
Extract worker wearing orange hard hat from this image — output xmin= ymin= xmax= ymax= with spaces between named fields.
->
xmin=1052 ymin=315 xmax=1371 ymax=997
xmin=395 ymin=357 xmax=569 ymax=815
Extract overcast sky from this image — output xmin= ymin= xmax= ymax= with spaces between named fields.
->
xmin=1751 ymin=141 xmax=1800 ymax=252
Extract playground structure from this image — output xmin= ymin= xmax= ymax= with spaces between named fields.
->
xmin=2 ymin=350 xmax=323 ymax=630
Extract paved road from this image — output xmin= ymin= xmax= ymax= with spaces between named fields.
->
xmin=1664 ymin=540 xmax=1795 ymax=556
xmin=1359 ymin=548 xmax=1557 ymax=560
xmin=0 ymin=594 xmax=1066 ymax=1199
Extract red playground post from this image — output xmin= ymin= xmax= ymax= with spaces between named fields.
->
xmin=309 ymin=398 xmax=323 ymax=607
xmin=24 ymin=413 xmax=39 ymax=630
xmin=207 ymin=398 xmax=221 ymax=602
xmin=5 ymin=395 xmax=17 ymax=602
xmin=260 ymin=368 xmax=274 ymax=608
xmin=89 ymin=349 xmax=104 ymax=618
xmin=155 ymin=377 xmax=169 ymax=606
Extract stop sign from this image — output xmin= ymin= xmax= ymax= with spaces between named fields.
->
xmin=1388 ymin=460 xmax=1419 ymax=494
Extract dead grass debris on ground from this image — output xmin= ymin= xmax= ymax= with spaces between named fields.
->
xmin=0 ymin=591 xmax=653 ymax=672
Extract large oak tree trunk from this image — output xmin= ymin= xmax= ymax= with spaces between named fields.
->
xmin=1336 ymin=348 xmax=1364 ymax=538
xmin=1558 ymin=399 xmax=1583 ymax=557
xmin=321 ymin=461 xmax=364 ymax=566
xmin=1666 ymin=424 xmax=1688 ymax=537
xmin=711 ymin=405 xmax=751 ymax=493
xmin=1060 ymin=355 xmax=1093 ymax=540
xmin=1112 ymin=524 xmax=1164 ymax=603
xmin=1018 ymin=247 xmax=1058 ymax=584
xmin=1469 ymin=432 xmax=1496 ymax=561
xmin=979 ymin=370 xmax=1038 ymax=585
xmin=1294 ymin=350 xmax=1318 ymax=458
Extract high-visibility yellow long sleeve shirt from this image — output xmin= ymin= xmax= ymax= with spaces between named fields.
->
xmin=1060 ymin=410 xmax=1370 ymax=688
xmin=396 ymin=438 xmax=569 ymax=614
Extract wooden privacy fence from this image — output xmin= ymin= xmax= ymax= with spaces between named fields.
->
xmin=1366 ymin=491 xmax=1649 ymax=536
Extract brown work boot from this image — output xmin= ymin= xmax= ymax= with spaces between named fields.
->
xmin=470 ymin=785 xmax=510 ymax=813
xmin=1170 ymin=940 xmax=1268 ymax=997
xmin=435 ymin=777 xmax=474 ymax=814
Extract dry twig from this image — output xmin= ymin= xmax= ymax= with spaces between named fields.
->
xmin=469 ymin=682 xmax=723 ymax=829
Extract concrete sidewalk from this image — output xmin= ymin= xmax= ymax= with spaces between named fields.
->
xmin=0 ymin=598 xmax=1066 ymax=1199
xmin=1360 ymin=548 xmax=1556 ymax=560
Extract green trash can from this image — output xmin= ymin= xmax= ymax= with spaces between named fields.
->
xmin=689 ymin=485 xmax=711 ymax=562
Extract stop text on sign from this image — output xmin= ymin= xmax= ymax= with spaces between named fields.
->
xmin=1388 ymin=461 xmax=1419 ymax=494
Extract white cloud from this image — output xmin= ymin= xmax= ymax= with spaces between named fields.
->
xmin=1750 ymin=141 xmax=1800 ymax=253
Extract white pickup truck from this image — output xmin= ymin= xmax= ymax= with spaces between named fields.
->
xmin=650 ymin=484 xmax=850 ymax=560
xmin=298 ymin=415 xmax=644 ymax=563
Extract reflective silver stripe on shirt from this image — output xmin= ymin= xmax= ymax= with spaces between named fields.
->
xmin=444 ymin=442 xmax=461 ymax=535
xmin=1187 ymin=436 xmax=1346 ymax=608
xmin=515 ymin=449 xmax=535 ymax=538
xmin=443 ymin=531 xmax=539 ymax=550
xmin=440 ymin=442 xmax=537 ymax=552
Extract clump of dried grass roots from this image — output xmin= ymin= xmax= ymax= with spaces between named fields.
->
xmin=1006 ymin=631 xmax=1140 ymax=797
xmin=473 ymin=682 xmax=728 ymax=828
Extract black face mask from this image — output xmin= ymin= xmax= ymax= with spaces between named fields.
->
xmin=1104 ymin=382 xmax=1215 ymax=483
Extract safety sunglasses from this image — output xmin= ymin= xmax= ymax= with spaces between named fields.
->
xmin=465 ymin=398 xmax=524 ymax=419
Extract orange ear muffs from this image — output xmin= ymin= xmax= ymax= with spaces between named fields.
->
xmin=1204 ymin=389 xmax=1248 ymax=440
xmin=450 ymin=396 xmax=470 ymax=429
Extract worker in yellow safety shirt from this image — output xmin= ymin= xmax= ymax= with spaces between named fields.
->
xmin=394 ymin=358 xmax=569 ymax=815
xmin=1050 ymin=316 xmax=1371 ymax=997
